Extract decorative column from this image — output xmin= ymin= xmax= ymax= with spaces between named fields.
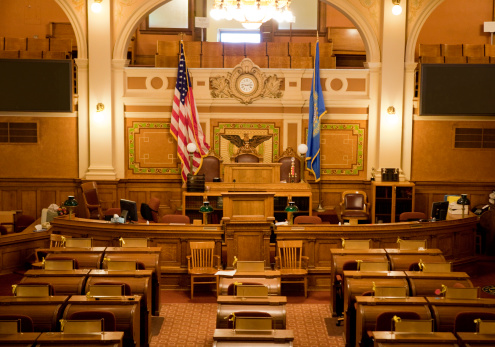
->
xmin=112 ymin=59 xmax=128 ymax=178
xmin=377 ymin=0 xmax=407 ymax=172
xmin=402 ymin=62 xmax=418 ymax=180
xmin=74 ymin=58 xmax=89 ymax=178
xmin=85 ymin=0 xmax=116 ymax=180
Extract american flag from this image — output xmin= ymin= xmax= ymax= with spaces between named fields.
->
xmin=171 ymin=41 xmax=210 ymax=182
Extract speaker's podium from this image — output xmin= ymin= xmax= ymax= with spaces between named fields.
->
xmin=222 ymin=191 xmax=275 ymax=270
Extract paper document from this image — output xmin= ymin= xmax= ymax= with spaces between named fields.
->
xmin=215 ymin=269 xmax=237 ymax=276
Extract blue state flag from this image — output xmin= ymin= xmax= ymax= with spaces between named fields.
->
xmin=306 ymin=41 xmax=327 ymax=182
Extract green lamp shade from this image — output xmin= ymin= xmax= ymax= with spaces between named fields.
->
xmin=284 ymin=201 xmax=299 ymax=212
xmin=199 ymin=201 xmax=214 ymax=213
xmin=63 ymin=196 xmax=78 ymax=207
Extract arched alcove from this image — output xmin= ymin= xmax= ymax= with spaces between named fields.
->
xmin=113 ymin=0 xmax=380 ymax=64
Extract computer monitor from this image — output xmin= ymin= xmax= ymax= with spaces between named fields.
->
xmin=431 ymin=201 xmax=449 ymax=221
xmin=120 ymin=199 xmax=138 ymax=223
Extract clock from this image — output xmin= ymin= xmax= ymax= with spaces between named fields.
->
xmin=237 ymin=74 xmax=257 ymax=95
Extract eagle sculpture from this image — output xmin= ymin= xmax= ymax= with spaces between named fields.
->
xmin=221 ymin=133 xmax=272 ymax=156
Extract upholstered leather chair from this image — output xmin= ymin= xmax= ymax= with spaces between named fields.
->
xmin=197 ymin=150 xmax=223 ymax=182
xmin=277 ymin=147 xmax=301 ymax=183
xmin=340 ymin=190 xmax=369 ymax=224
xmin=81 ymin=181 xmax=120 ymax=220
xmin=14 ymin=215 xmax=35 ymax=233
xmin=399 ymin=212 xmax=426 ymax=222
xmin=234 ymin=153 xmax=260 ymax=163
xmin=138 ymin=197 xmax=161 ymax=223
xmin=294 ymin=216 xmax=322 ymax=224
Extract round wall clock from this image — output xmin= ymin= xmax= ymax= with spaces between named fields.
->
xmin=237 ymin=74 xmax=257 ymax=95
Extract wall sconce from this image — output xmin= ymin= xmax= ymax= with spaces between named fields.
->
xmin=387 ymin=106 xmax=396 ymax=115
xmin=96 ymin=103 xmax=105 ymax=112
xmin=91 ymin=0 xmax=103 ymax=13
xmin=392 ymin=0 xmax=402 ymax=15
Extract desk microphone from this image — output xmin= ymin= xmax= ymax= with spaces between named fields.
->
xmin=233 ymin=179 xmax=236 ymax=191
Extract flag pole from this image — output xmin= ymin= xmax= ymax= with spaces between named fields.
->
xmin=315 ymin=31 xmax=325 ymax=212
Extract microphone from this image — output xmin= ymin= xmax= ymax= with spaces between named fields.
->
xmin=233 ymin=179 xmax=236 ymax=192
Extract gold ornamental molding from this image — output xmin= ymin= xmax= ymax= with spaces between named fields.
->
xmin=210 ymin=58 xmax=283 ymax=105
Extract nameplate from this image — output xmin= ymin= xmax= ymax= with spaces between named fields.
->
xmin=290 ymin=227 xmax=305 ymax=231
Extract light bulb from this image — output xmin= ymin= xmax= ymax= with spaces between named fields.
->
xmin=298 ymin=144 xmax=308 ymax=155
xmin=186 ymin=142 xmax=197 ymax=153
xmin=91 ymin=1 xmax=102 ymax=13
xmin=392 ymin=4 xmax=402 ymax=15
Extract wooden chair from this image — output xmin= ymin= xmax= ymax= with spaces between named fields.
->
xmin=202 ymin=42 xmax=223 ymax=68
xmin=340 ymin=190 xmax=369 ymax=224
xmin=187 ymin=241 xmax=221 ymax=299
xmin=442 ymin=43 xmax=466 ymax=63
xmin=30 ymin=233 xmax=70 ymax=268
xmin=267 ymin=42 xmax=290 ymax=68
xmin=0 ymin=210 xmax=16 ymax=233
xmin=245 ymin=42 xmax=268 ymax=68
xmin=183 ymin=41 xmax=201 ymax=68
xmin=197 ymin=149 xmax=223 ymax=182
xmin=223 ymin=42 xmax=245 ymax=68
xmin=275 ymin=240 xmax=308 ymax=297
xmin=81 ymin=181 xmax=120 ymax=220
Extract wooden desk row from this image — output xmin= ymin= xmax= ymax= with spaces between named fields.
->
xmin=330 ymin=248 xmax=449 ymax=316
xmin=0 ymin=331 xmax=125 ymax=347
xmin=34 ymin=246 xmax=161 ymax=316
xmin=0 ymin=295 xmax=141 ymax=347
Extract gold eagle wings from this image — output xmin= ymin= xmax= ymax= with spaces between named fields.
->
xmin=221 ymin=133 xmax=272 ymax=155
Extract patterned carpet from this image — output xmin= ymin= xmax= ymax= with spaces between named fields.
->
xmin=150 ymin=303 xmax=345 ymax=347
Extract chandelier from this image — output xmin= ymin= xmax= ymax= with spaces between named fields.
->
xmin=210 ymin=0 xmax=294 ymax=30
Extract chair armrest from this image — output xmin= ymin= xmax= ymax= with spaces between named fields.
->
xmin=274 ymin=256 xmax=280 ymax=270
xmin=186 ymin=255 xmax=191 ymax=270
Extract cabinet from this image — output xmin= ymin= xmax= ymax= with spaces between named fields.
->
xmin=182 ymin=182 xmax=312 ymax=224
xmin=371 ymin=181 xmax=415 ymax=223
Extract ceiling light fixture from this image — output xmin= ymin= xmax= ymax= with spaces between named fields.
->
xmin=210 ymin=0 xmax=294 ymax=29
xmin=91 ymin=0 xmax=103 ymax=13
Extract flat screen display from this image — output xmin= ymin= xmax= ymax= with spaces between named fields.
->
xmin=0 ymin=59 xmax=73 ymax=112
xmin=419 ymin=64 xmax=495 ymax=116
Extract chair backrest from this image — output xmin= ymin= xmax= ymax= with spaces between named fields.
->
xmin=277 ymin=240 xmax=304 ymax=269
xmin=454 ymin=312 xmax=495 ymax=333
xmin=235 ymin=153 xmax=260 ymax=163
xmin=399 ymin=212 xmax=426 ymax=222
xmin=0 ymin=225 xmax=8 ymax=235
xmin=0 ymin=315 xmax=34 ymax=332
xmin=197 ymin=151 xmax=222 ymax=182
xmin=189 ymin=241 xmax=216 ymax=268
xmin=342 ymin=190 xmax=367 ymax=211
xmin=375 ymin=311 xmax=421 ymax=331
xmin=277 ymin=147 xmax=301 ymax=183
xmin=50 ymin=233 xmax=68 ymax=248
xmin=67 ymin=311 xmax=117 ymax=332
xmin=294 ymin=216 xmax=322 ymax=224
xmin=81 ymin=181 xmax=103 ymax=219
xmin=161 ymin=214 xmax=191 ymax=224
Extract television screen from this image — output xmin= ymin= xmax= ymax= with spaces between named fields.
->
xmin=419 ymin=64 xmax=495 ymax=116
xmin=0 ymin=59 xmax=73 ymax=112
xmin=120 ymin=199 xmax=138 ymax=223
xmin=431 ymin=201 xmax=449 ymax=221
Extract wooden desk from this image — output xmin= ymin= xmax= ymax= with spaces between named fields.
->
xmin=354 ymin=296 xmax=431 ymax=347
xmin=0 ymin=296 xmax=69 ymax=332
xmin=385 ymin=249 xmax=446 ymax=271
xmin=216 ymin=296 xmax=287 ymax=329
xmin=87 ymin=269 xmax=153 ymax=345
xmin=405 ymin=271 xmax=473 ymax=297
xmin=223 ymin=163 xmax=282 ymax=184
xmin=330 ymin=249 xmax=388 ymax=316
xmin=63 ymin=295 xmax=141 ymax=347
xmin=36 ymin=331 xmax=124 ymax=346
xmin=426 ymin=297 xmax=495 ymax=332
xmin=103 ymin=247 xmax=161 ymax=316
xmin=372 ymin=331 xmax=458 ymax=347
xmin=344 ymin=273 xmax=409 ymax=347
xmin=49 ymin=217 xmax=224 ymax=289
xmin=0 ymin=332 xmax=41 ymax=346
xmin=21 ymin=269 xmax=90 ymax=295
xmin=41 ymin=247 xmax=106 ymax=269
xmin=457 ymin=332 xmax=495 ymax=346
xmin=218 ymin=270 xmax=281 ymax=296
